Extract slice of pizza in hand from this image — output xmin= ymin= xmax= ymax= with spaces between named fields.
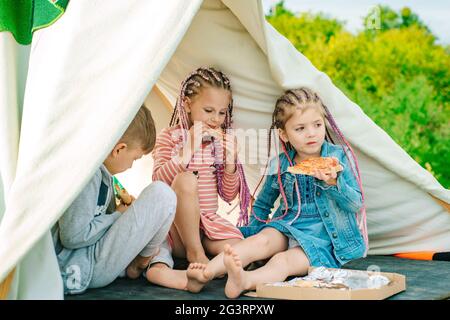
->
xmin=287 ymin=157 xmax=343 ymax=185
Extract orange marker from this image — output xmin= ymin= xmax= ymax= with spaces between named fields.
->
xmin=394 ymin=251 xmax=450 ymax=261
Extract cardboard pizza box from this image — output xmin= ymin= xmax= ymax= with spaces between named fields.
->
xmin=252 ymin=268 xmax=406 ymax=300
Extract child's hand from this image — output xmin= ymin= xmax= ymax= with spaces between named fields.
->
xmin=180 ymin=122 xmax=224 ymax=166
xmin=118 ymin=189 xmax=133 ymax=205
xmin=179 ymin=122 xmax=208 ymax=165
xmin=312 ymin=167 xmax=338 ymax=185
xmin=116 ymin=195 xmax=135 ymax=213
xmin=116 ymin=203 xmax=129 ymax=213
xmin=127 ymin=195 xmax=136 ymax=204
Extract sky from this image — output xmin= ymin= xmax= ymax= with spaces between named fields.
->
xmin=262 ymin=0 xmax=450 ymax=44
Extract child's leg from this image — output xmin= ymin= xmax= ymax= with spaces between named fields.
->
xmin=224 ymin=245 xmax=310 ymax=298
xmin=89 ymin=182 xmax=176 ymax=289
xmin=205 ymin=228 xmax=288 ymax=277
xmin=144 ymin=238 xmax=187 ymax=290
xmin=126 ymin=248 xmax=159 ymax=279
xmin=186 ymin=227 xmax=288 ymax=292
xmin=146 ymin=263 xmax=187 ymax=291
xmin=127 ymin=234 xmax=173 ymax=280
xmin=171 ymin=172 xmax=209 ymax=264
xmin=202 ymin=238 xmax=241 ymax=280
xmin=126 ymin=204 xmax=178 ymax=279
xmin=167 ymin=223 xmax=186 ymax=258
xmin=202 ymin=238 xmax=241 ymax=257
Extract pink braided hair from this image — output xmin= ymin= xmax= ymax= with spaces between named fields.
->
xmin=169 ymin=67 xmax=251 ymax=226
xmin=321 ymin=104 xmax=369 ymax=255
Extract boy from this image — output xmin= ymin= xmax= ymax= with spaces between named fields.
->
xmin=52 ymin=106 xmax=176 ymax=294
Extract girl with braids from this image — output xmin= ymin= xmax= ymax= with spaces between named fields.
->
xmin=185 ymin=87 xmax=368 ymax=298
xmin=145 ymin=67 xmax=251 ymax=290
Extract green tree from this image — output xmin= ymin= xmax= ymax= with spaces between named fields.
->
xmin=266 ymin=2 xmax=450 ymax=187
xmin=266 ymin=2 xmax=344 ymax=53
xmin=267 ymin=0 xmax=294 ymax=17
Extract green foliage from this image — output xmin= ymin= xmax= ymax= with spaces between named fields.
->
xmin=267 ymin=3 xmax=343 ymax=53
xmin=267 ymin=2 xmax=450 ymax=187
xmin=363 ymin=5 xmax=432 ymax=35
xmin=268 ymin=0 xmax=295 ymax=17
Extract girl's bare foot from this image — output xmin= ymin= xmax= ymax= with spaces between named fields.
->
xmin=186 ymin=262 xmax=212 ymax=293
xmin=223 ymin=244 xmax=249 ymax=299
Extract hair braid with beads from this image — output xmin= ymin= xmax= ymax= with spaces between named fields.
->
xmin=169 ymin=67 xmax=251 ymax=226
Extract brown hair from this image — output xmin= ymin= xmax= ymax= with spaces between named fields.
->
xmin=272 ymin=88 xmax=326 ymax=130
xmin=120 ymin=105 xmax=156 ymax=153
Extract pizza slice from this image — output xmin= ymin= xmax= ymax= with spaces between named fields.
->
xmin=287 ymin=157 xmax=343 ymax=185
xmin=114 ymin=183 xmax=132 ymax=205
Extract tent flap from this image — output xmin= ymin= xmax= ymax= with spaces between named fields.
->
xmin=0 ymin=0 xmax=203 ymax=285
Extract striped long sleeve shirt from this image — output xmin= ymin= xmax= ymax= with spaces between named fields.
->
xmin=152 ymin=125 xmax=243 ymax=240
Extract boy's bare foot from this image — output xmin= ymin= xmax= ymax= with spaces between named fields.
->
xmin=223 ymin=244 xmax=248 ymax=299
xmin=126 ymin=255 xmax=152 ymax=279
xmin=186 ymin=262 xmax=212 ymax=293
xmin=186 ymin=251 xmax=210 ymax=264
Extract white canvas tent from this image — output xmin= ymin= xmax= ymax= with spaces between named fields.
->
xmin=0 ymin=0 xmax=449 ymax=299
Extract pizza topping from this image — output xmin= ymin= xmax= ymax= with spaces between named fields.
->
xmin=287 ymin=157 xmax=343 ymax=175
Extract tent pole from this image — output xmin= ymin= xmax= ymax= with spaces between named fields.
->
xmin=0 ymin=268 xmax=15 ymax=299
xmin=430 ymin=194 xmax=450 ymax=213
xmin=154 ymin=85 xmax=174 ymax=112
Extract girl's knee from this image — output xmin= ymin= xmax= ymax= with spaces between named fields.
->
xmin=171 ymin=172 xmax=198 ymax=194
xmin=279 ymin=248 xmax=310 ymax=275
xmin=251 ymin=233 xmax=271 ymax=248
xmin=254 ymin=228 xmax=285 ymax=248
xmin=271 ymin=251 xmax=290 ymax=264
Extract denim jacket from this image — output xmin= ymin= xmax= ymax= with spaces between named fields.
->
xmin=249 ymin=141 xmax=366 ymax=265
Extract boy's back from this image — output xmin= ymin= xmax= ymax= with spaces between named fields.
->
xmin=53 ymin=106 xmax=177 ymax=294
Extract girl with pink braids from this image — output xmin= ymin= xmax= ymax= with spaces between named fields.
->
xmin=185 ymin=88 xmax=368 ymax=298
xmin=145 ymin=67 xmax=251 ymax=290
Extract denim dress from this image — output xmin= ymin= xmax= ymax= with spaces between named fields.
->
xmin=241 ymin=173 xmax=341 ymax=268
xmin=240 ymin=141 xmax=366 ymax=268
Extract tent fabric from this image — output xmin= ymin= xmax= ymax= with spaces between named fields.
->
xmin=0 ymin=0 xmax=204 ymax=298
xmin=140 ymin=0 xmax=450 ymax=253
xmin=0 ymin=33 xmax=64 ymax=299
xmin=0 ymin=0 xmax=449 ymax=299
